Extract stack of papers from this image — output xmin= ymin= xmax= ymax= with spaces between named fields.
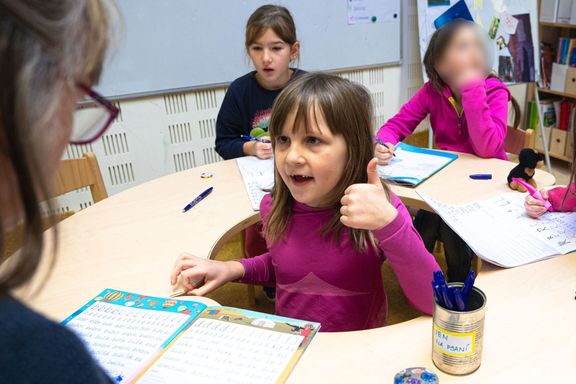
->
xmin=418 ymin=191 xmax=576 ymax=267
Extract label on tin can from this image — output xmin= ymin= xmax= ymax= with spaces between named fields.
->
xmin=433 ymin=324 xmax=476 ymax=357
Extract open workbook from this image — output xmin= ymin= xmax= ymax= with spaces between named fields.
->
xmin=376 ymin=142 xmax=458 ymax=187
xmin=418 ymin=191 xmax=576 ymax=267
xmin=63 ymin=289 xmax=319 ymax=384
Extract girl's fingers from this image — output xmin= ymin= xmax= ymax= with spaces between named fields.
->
xmin=375 ymin=144 xmax=390 ymax=154
xmin=190 ymin=279 xmax=219 ymax=296
xmin=540 ymin=189 xmax=549 ymax=199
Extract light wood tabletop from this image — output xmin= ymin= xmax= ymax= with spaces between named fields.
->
xmin=15 ymin=153 xmax=569 ymax=383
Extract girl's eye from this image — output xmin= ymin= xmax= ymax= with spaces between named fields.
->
xmin=272 ymin=46 xmax=283 ymax=51
xmin=277 ymin=136 xmax=289 ymax=144
xmin=251 ymin=46 xmax=262 ymax=52
xmin=306 ymin=137 xmax=321 ymax=145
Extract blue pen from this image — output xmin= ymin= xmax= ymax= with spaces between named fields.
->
xmin=441 ymin=285 xmax=454 ymax=310
xmin=469 ymin=174 xmax=492 ymax=180
xmin=182 ymin=187 xmax=213 ymax=213
xmin=432 ymin=282 xmax=443 ymax=306
xmin=240 ymin=134 xmax=271 ymax=144
xmin=452 ymin=288 xmax=466 ymax=311
xmin=461 ymin=270 xmax=476 ymax=302
xmin=374 ymin=136 xmax=396 ymax=157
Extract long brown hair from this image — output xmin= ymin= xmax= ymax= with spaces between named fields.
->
xmin=245 ymin=5 xmax=299 ymax=59
xmin=423 ymin=20 xmax=521 ymax=129
xmin=0 ymin=0 xmax=114 ymax=294
xmin=265 ymin=73 xmax=389 ymax=252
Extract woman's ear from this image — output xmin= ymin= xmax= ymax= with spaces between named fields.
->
xmin=290 ymin=41 xmax=301 ymax=61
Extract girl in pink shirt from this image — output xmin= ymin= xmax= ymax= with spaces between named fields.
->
xmin=375 ymin=20 xmax=517 ymax=282
xmin=171 ymin=73 xmax=440 ymax=332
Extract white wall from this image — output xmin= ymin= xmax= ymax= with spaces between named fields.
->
xmin=47 ymin=0 xmax=429 ymax=214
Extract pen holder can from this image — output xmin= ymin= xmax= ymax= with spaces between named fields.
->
xmin=432 ymin=283 xmax=486 ymax=375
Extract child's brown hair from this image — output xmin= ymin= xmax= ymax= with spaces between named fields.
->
xmin=423 ymin=20 xmax=521 ymax=129
xmin=265 ymin=72 xmax=389 ymax=252
xmin=245 ymin=5 xmax=299 ymax=56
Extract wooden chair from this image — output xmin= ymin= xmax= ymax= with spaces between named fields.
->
xmin=3 ymin=152 xmax=107 ymax=259
xmin=505 ymin=128 xmax=534 ymax=156
xmin=51 ymin=152 xmax=108 ymax=203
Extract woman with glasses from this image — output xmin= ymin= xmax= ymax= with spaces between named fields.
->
xmin=0 ymin=1 xmax=117 ymax=382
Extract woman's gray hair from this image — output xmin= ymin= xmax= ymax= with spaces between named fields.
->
xmin=0 ymin=0 xmax=116 ymax=292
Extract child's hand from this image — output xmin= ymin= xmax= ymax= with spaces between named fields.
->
xmin=244 ymin=139 xmax=273 ymax=159
xmin=340 ymin=158 xmax=398 ymax=230
xmin=456 ymin=68 xmax=485 ymax=89
xmin=375 ymin=143 xmax=394 ymax=165
xmin=525 ymin=189 xmax=549 ymax=219
xmin=170 ymin=253 xmax=245 ymax=296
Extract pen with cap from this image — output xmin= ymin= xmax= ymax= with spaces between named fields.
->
xmin=182 ymin=187 xmax=213 ymax=213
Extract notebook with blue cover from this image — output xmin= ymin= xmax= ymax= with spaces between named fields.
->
xmin=376 ymin=142 xmax=458 ymax=187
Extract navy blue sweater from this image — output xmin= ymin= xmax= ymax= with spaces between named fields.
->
xmin=215 ymin=69 xmax=305 ymax=160
xmin=0 ymin=296 xmax=112 ymax=383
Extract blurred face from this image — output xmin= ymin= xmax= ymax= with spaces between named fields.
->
xmin=248 ymin=28 xmax=300 ymax=90
xmin=274 ymin=107 xmax=347 ymax=208
xmin=435 ymin=25 xmax=488 ymax=85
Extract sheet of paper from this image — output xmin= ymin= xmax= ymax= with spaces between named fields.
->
xmin=236 ymin=156 xmax=274 ymax=211
xmin=377 ymin=145 xmax=454 ymax=185
xmin=66 ymin=301 xmax=192 ymax=382
xmin=347 ymin=0 xmax=399 ymax=24
xmin=418 ymin=192 xmax=576 ymax=267
xmin=501 ymin=12 xmax=519 ymax=34
xmin=137 ymin=318 xmax=304 ymax=384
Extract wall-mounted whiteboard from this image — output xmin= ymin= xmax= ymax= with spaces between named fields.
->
xmin=98 ymin=0 xmax=401 ymax=99
xmin=416 ymin=0 xmax=539 ymax=85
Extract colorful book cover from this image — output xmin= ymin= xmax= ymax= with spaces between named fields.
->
xmin=63 ymin=289 xmax=320 ymax=384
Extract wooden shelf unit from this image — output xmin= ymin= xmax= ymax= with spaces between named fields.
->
xmin=536 ymin=0 xmax=576 ymax=163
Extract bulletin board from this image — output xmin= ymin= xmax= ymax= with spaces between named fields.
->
xmin=97 ymin=0 xmax=401 ymax=99
xmin=416 ymin=0 xmax=540 ymax=84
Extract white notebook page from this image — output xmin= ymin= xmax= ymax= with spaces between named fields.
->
xmin=138 ymin=318 xmax=304 ymax=384
xmin=236 ymin=157 xmax=274 ymax=211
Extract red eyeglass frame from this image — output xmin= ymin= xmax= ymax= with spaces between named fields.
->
xmin=70 ymin=84 xmax=120 ymax=145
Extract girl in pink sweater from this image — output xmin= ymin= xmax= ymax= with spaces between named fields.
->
xmin=376 ymin=20 xmax=515 ymax=282
xmin=171 ymin=73 xmax=439 ymax=332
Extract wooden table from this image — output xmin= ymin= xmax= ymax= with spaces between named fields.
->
xmin=19 ymin=154 xmax=570 ymax=383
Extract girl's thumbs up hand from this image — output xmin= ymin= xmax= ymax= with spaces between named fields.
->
xmin=340 ymin=158 xmax=398 ymax=230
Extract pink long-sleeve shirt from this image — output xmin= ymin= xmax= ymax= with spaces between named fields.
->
xmin=377 ymin=77 xmax=511 ymax=160
xmin=239 ymin=193 xmax=440 ymax=332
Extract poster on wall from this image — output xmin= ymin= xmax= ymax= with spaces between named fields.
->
xmin=417 ymin=0 xmax=539 ymax=85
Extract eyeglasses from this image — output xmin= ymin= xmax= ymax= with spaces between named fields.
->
xmin=70 ymin=84 xmax=119 ymax=145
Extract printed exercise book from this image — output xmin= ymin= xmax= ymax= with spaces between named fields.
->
xmin=418 ymin=191 xmax=576 ymax=267
xmin=376 ymin=142 xmax=458 ymax=187
xmin=63 ymin=289 xmax=319 ymax=384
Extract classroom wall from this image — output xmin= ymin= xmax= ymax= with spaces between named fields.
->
xmin=48 ymin=0 xmax=524 ymax=214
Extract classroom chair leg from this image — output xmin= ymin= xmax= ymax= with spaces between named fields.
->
xmin=239 ymin=229 xmax=257 ymax=306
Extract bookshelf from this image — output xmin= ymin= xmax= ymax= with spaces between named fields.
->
xmin=536 ymin=0 xmax=576 ymax=164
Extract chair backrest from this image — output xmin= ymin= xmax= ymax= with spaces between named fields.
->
xmin=52 ymin=152 xmax=108 ymax=203
xmin=505 ymin=127 xmax=534 ymax=156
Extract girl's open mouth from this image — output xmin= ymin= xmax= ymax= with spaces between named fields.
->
xmin=290 ymin=175 xmax=314 ymax=185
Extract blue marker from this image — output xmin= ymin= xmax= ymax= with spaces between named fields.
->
xmin=182 ymin=187 xmax=213 ymax=213
xmin=461 ymin=270 xmax=476 ymax=302
xmin=441 ymin=285 xmax=454 ymax=310
xmin=432 ymin=282 xmax=443 ymax=306
xmin=240 ymin=134 xmax=271 ymax=144
xmin=452 ymin=287 xmax=466 ymax=311
xmin=469 ymin=174 xmax=492 ymax=180
xmin=374 ymin=136 xmax=396 ymax=157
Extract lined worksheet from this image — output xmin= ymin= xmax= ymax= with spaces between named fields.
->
xmin=236 ymin=156 xmax=274 ymax=210
xmin=419 ymin=192 xmax=576 ymax=267
xmin=66 ymin=301 xmax=192 ymax=382
xmin=138 ymin=318 xmax=304 ymax=384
